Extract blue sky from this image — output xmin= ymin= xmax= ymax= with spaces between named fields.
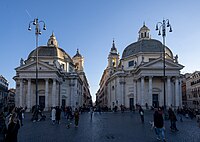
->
xmin=1 ymin=0 xmax=200 ymax=102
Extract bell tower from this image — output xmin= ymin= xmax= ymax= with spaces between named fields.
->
xmin=107 ymin=40 xmax=119 ymax=69
xmin=72 ymin=49 xmax=84 ymax=72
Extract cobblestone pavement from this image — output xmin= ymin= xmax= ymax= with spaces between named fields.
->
xmin=18 ymin=111 xmax=200 ymax=142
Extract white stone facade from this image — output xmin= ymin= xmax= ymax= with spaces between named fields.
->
xmin=14 ymin=33 xmax=91 ymax=111
xmin=97 ymin=24 xmax=184 ymax=109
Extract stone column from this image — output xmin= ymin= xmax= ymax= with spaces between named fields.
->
xmin=19 ymin=79 xmax=23 ymax=107
xmin=167 ymin=77 xmax=172 ymax=107
xmin=52 ymin=79 xmax=56 ymax=107
xmin=175 ymin=77 xmax=179 ymax=107
xmin=141 ymin=76 xmax=144 ymax=106
xmin=45 ymin=79 xmax=49 ymax=110
xmin=74 ymin=79 xmax=78 ymax=108
xmin=120 ymin=80 xmax=125 ymax=105
xmin=179 ymin=78 xmax=182 ymax=107
xmin=148 ymin=76 xmax=153 ymax=107
xmin=133 ymin=79 xmax=137 ymax=106
xmin=27 ymin=79 xmax=31 ymax=110
xmin=70 ymin=80 xmax=75 ymax=107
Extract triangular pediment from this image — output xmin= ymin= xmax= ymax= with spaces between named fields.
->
xmin=16 ymin=61 xmax=57 ymax=72
xmin=141 ymin=58 xmax=184 ymax=69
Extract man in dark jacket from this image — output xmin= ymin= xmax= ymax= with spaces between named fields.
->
xmin=154 ymin=107 xmax=166 ymax=142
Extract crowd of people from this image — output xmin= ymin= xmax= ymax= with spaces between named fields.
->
xmin=0 ymin=106 xmax=25 ymax=142
xmin=1 ymin=104 xmax=199 ymax=142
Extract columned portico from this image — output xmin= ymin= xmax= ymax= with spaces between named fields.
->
xmin=14 ymin=33 xmax=91 ymax=112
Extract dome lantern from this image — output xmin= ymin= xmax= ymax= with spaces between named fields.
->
xmin=47 ymin=32 xmax=58 ymax=47
xmin=138 ymin=22 xmax=150 ymax=41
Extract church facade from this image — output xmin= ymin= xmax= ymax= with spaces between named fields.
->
xmin=14 ymin=33 xmax=91 ymax=111
xmin=96 ymin=24 xmax=184 ymax=110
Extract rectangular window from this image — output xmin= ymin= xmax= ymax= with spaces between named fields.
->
xmin=128 ymin=61 xmax=134 ymax=67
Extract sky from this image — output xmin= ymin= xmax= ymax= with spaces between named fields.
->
xmin=1 ymin=0 xmax=200 ymax=102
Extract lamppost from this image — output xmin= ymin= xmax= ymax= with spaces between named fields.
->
xmin=156 ymin=19 xmax=172 ymax=113
xmin=28 ymin=18 xmax=46 ymax=115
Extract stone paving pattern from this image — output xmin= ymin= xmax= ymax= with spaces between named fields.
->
xmin=18 ymin=111 xmax=200 ymax=142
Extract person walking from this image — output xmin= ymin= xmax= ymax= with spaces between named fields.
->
xmin=74 ymin=108 xmax=79 ymax=127
xmin=168 ymin=108 xmax=178 ymax=131
xmin=5 ymin=113 xmax=20 ymax=142
xmin=51 ymin=107 xmax=56 ymax=125
xmin=154 ymin=107 xmax=166 ymax=142
xmin=90 ymin=107 xmax=93 ymax=120
xmin=55 ymin=106 xmax=61 ymax=124
xmin=139 ymin=106 xmax=144 ymax=123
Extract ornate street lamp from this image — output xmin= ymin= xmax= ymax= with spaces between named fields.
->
xmin=28 ymin=18 xmax=46 ymax=119
xmin=156 ymin=19 xmax=172 ymax=113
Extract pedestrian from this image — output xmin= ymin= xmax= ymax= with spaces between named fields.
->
xmin=154 ymin=107 xmax=166 ymax=142
xmin=51 ymin=107 xmax=56 ymax=125
xmin=168 ymin=108 xmax=178 ymax=131
xmin=74 ymin=108 xmax=79 ymax=127
xmin=55 ymin=106 xmax=61 ymax=124
xmin=66 ymin=112 xmax=72 ymax=129
xmin=5 ymin=113 xmax=20 ymax=142
xmin=139 ymin=106 xmax=144 ymax=123
xmin=177 ymin=107 xmax=183 ymax=122
xmin=90 ymin=107 xmax=93 ymax=119
xmin=0 ymin=110 xmax=7 ymax=142
xmin=18 ymin=107 xmax=23 ymax=126
xmin=196 ymin=115 xmax=200 ymax=128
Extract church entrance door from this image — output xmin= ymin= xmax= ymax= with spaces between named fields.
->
xmin=152 ymin=94 xmax=159 ymax=108
xmin=62 ymin=99 xmax=66 ymax=108
xmin=129 ymin=98 xmax=134 ymax=110
xmin=39 ymin=96 xmax=45 ymax=109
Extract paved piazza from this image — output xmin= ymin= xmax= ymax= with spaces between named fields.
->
xmin=18 ymin=111 xmax=200 ymax=142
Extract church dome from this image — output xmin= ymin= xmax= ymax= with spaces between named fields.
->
xmin=122 ymin=24 xmax=173 ymax=59
xmin=122 ymin=39 xmax=173 ymax=58
xmin=27 ymin=33 xmax=73 ymax=63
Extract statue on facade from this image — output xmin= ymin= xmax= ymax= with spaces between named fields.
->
xmin=20 ymin=58 xmax=24 ymax=66
xmin=174 ymin=55 xmax=178 ymax=63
